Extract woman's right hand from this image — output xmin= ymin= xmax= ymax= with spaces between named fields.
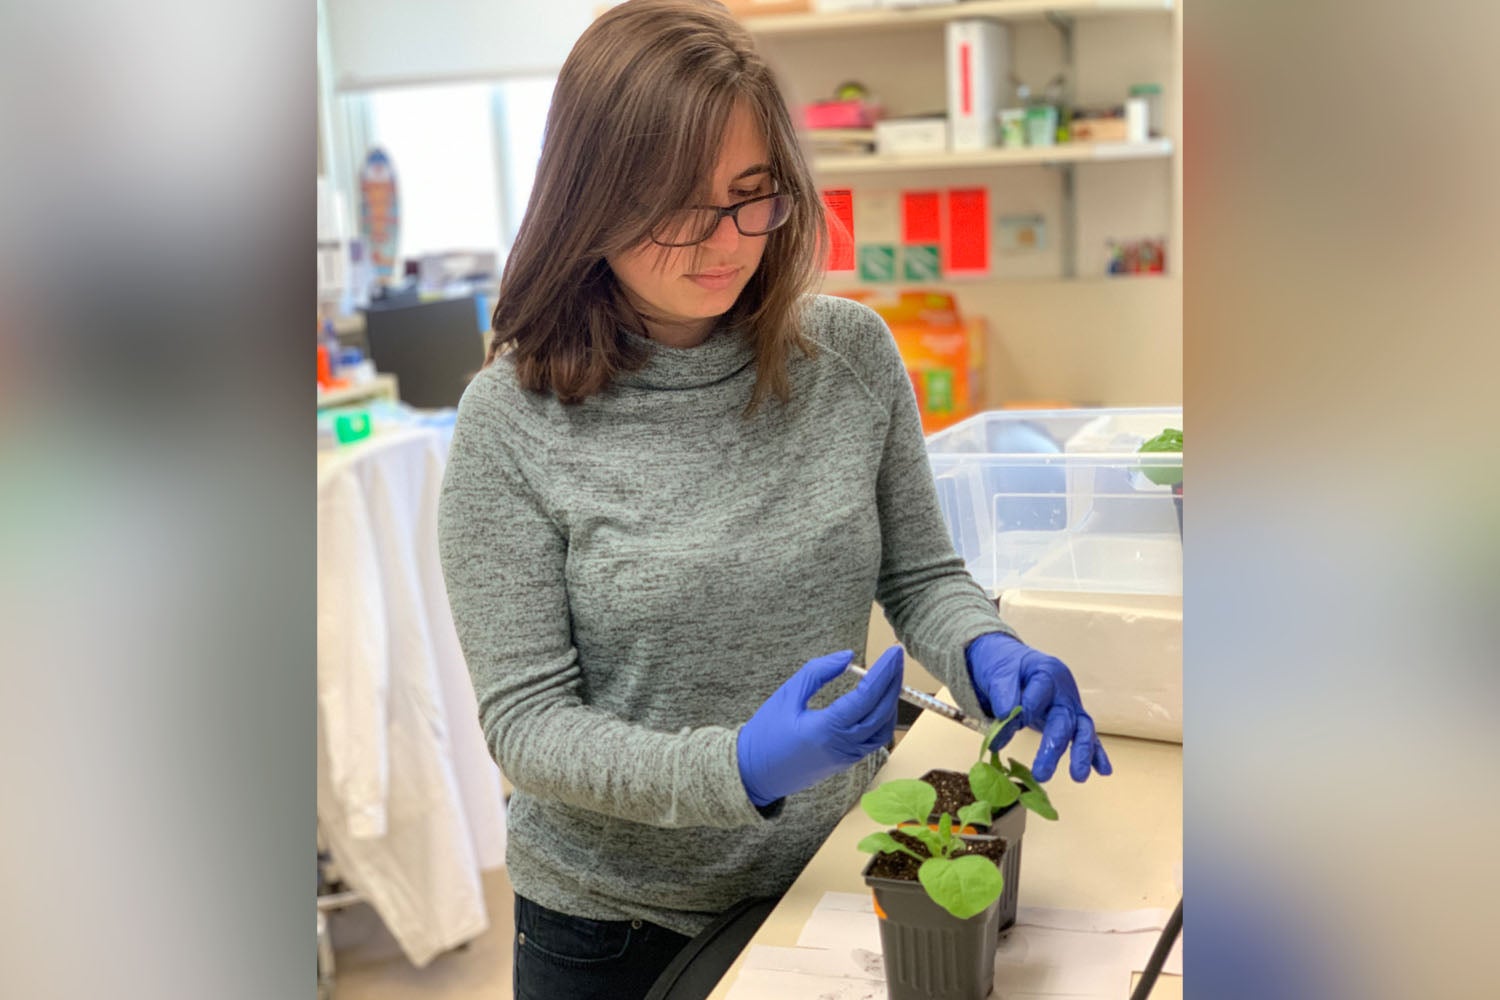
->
xmin=736 ymin=645 xmax=904 ymax=808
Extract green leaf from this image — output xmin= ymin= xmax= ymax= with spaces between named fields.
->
xmin=978 ymin=707 xmax=1023 ymax=761
xmin=907 ymin=826 xmax=945 ymax=857
xmin=956 ymin=800 xmax=994 ymax=828
xmin=970 ymin=761 xmax=1021 ymax=808
xmin=1006 ymin=758 xmax=1045 ymax=795
xmin=938 ymin=812 xmax=952 ymax=841
xmin=857 ymin=831 xmax=904 ymax=855
xmin=1139 ymin=428 xmax=1183 ymax=452
xmin=861 ymin=779 xmax=936 ymax=826
xmin=1019 ymin=788 xmax=1059 ymax=821
xmin=917 ymin=855 xmax=1006 ymax=920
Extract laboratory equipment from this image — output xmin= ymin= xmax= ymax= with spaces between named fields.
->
xmin=363 ymin=295 xmax=486 ymax=409
xmin=846 ymin=663 xmax=987 ymax=736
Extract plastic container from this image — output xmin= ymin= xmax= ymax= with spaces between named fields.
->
xmin=1024 ymin=104 xmax=1058 ymax=147
xmin=925 ymin=407 xmax=1183 ymax=597
xmin=998 ymin=107 xmax=1027 ymax=147
xmin=1129 ymin=83 xmax=1163 ymax=137
xmin=1125 ymin=96 xmax=1150 ymax=142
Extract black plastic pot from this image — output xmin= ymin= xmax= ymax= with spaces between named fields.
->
xmin=863 ymin=845 xmax=1002 ymax=1000
xmin=981 ymin=800 xmax=1026 ymax=931
xmin=918 ymin=769 xmax=1027 ymax=931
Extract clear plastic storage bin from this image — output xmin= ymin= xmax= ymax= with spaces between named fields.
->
xmin=926 ymin=408 xmax=1183 ymax=597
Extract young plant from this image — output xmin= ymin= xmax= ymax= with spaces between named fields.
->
xmin=856 ymin=707 xmax=1058 ymax=920
xmin=961 ymin=711 xmax=1059 ymax=826
xmin=856 ymin=777 xmax=1004 ymax=920
xmin=1137 ymin=427 xmax=1183 ymax=487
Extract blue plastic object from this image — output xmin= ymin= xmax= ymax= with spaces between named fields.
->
xmin=982 ymin=421 xmax=1066 ymax=532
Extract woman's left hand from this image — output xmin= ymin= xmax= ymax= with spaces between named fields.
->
xmin=965 ymin=632 xmax=1113 ymax=783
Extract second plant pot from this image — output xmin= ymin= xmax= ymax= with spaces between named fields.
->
xmin=919 ymin=768 xmax=1028 ymax=931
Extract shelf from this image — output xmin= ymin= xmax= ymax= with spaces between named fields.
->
xmin=812 ymin=137 xmax=1172 ymax=174
xmin=745 ymin=0 xmax=1174 ymax=37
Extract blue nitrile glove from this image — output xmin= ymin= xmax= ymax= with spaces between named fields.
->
xmin=965 ymin=631 xmax=1112 ymax=783
xmin=737 ymin=646 xmax=904 ymax=808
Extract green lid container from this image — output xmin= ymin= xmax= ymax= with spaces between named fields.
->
xmin=334 ymin=410 xmax=372 ymax=444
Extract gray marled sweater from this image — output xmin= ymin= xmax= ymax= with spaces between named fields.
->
xmin=437 ymin=294 xmax=1012 ymax=936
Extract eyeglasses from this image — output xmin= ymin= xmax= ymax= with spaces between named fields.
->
xmin=649 ymin=192 xmax=794 ymax=247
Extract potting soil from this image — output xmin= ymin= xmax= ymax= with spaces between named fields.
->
xmin=868 ymin=828 xmax=1007 ymax=882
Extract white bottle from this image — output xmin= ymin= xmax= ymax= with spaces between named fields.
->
xmin=1125 ymin=97 xmax=1150 ymax=143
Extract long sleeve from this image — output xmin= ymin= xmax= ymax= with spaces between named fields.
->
xmin=436 ymin=372 xmax=768 ymax=830
xmin=864 ymin=322 xmax=1017 ymax=722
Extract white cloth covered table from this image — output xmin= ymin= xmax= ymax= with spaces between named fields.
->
xmin=317 ymin=425 xmax=506 ymax=966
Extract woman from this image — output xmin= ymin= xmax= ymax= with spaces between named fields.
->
xmin=437 ymin=2 xmax=1110 ymax=997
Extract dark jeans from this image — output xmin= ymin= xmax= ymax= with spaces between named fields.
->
xmin=513 ymin=894 xmax=692 ymax=1000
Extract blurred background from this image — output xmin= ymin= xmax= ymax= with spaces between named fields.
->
xmin=315 ymin=0 xmax=1180 ymax=422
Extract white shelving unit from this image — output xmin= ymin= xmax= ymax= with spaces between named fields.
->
xmin=742 ymin=0 xmax=1177 ymax=279
xmin=814 ymin=136 xmax=1172 ymax=174
xmin=745 ymin=0 xmax=1174 ymax=36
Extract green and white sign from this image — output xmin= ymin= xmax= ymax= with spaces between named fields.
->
xmin=858 ymin=244 xmax=897 ymax=283
xmin=903 ymin=244 xmax=942 ymax=281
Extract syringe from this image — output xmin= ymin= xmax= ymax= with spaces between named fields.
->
xmin=846 ymin=663 xmax=989 ymax=735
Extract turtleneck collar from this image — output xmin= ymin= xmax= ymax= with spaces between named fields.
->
xmin=612 ymin=322 xmax=755 ymax=391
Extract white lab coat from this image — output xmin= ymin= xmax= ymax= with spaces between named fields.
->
xmin=317 ymin=426 xmax=506 ymax=966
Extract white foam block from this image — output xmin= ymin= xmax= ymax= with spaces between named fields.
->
xmin=999 ymin=590 xmax=1181 ymax=742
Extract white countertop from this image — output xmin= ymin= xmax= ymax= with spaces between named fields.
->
xmin=708 ymin=693 xmax=1183 ymax=998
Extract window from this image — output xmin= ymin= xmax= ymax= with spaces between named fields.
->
xmin=495 ymin=77 xmax=554 ymax=247
xmin=333 ymin=77 xmax=555 ymax=265
xmin=361 ymin=82 xmax=501 ymax=260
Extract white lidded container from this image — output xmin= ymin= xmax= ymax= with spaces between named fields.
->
xmin=925 ymin=407 xmax=1183 ymax=597
xmin=925 ymin=408 xmax=1184 ymax=741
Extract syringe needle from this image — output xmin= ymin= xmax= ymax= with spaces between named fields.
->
xmin=846 ymin=662 xmax=988 ymax=735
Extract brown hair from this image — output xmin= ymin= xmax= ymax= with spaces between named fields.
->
xmin=486 ymin=0 xmax=825 ymax=410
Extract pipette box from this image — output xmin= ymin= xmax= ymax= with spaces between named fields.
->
xmin=926 ymin=407 xmax=1183 ymax=741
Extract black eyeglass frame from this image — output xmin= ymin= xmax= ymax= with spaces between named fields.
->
xmin=647 ymin=191 xmax=795 ymax=248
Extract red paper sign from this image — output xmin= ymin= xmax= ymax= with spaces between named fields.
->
xmin=902 ymin=191 xmax=942 ymax=244
xmin=822 ymin=189 xmax=855 ymax=271
xmin=943 ymin=187 xmax=990 ymax=274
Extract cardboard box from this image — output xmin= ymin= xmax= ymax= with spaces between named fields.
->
xmin=836 ymin=289 xmax=986 ymax=433
xmin=1070 ymin=114 xmax=1129 ymax=142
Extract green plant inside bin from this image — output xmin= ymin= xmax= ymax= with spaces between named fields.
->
xmin=857 ymin=708 xmax=1058 ymax=920
xmin=1138 ymin=427 xmax=1183 ymax=487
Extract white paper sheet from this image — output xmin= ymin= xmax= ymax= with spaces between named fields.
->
xmin=744 ymin=945 xmax=886 ymax=982
xmin=725 ymin=967 xmax=885 ymax=1000
xmin=794 ymin=904 xmax=881 ymax=953
xmin=1017 ymin=906 xmax=1174 ymax=935
xmin=743 ymin=892 xmax=1183 ymax=999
